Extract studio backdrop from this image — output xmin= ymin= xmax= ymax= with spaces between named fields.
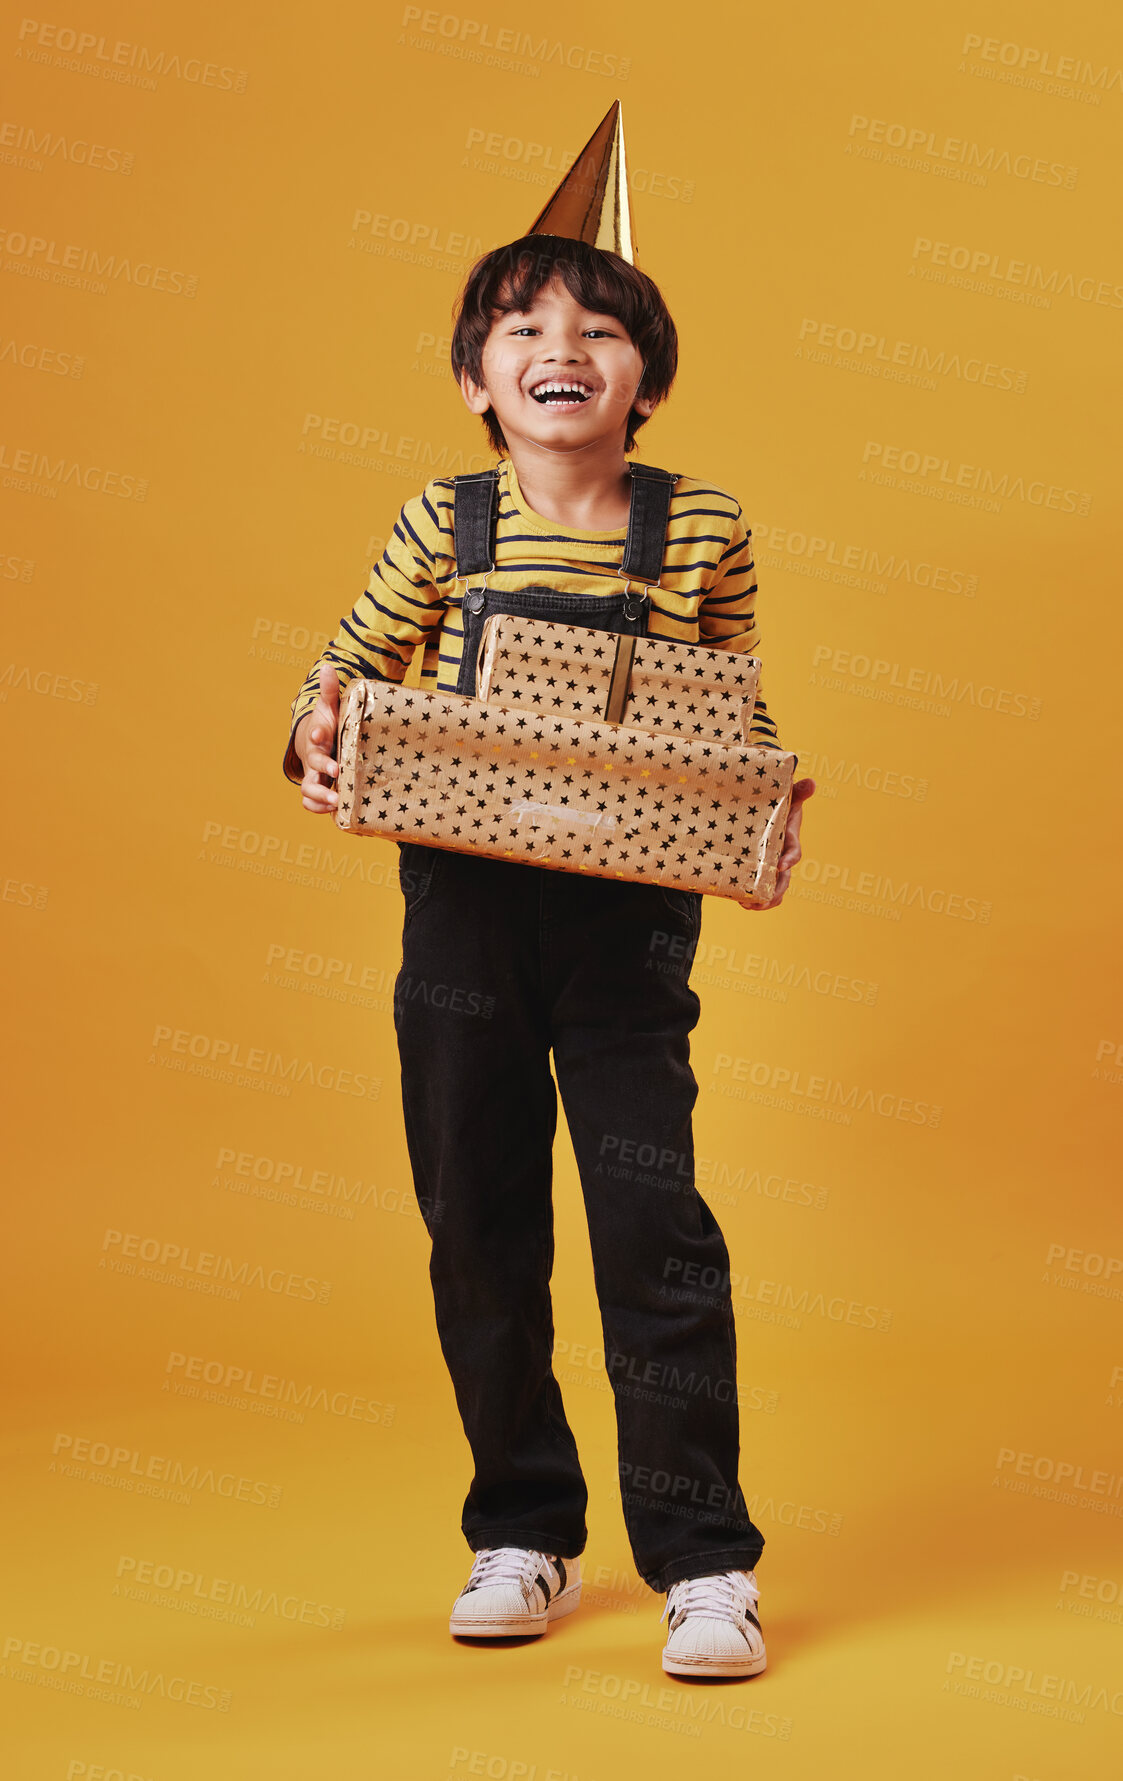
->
xmin=3 ymin=1 xmax=1121 ymax=1776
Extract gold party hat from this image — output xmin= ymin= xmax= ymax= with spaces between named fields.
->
xmin=525 ymin=100 xmax=637 ymax=264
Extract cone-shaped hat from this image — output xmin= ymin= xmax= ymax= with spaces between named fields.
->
xmin=525 ymin=100 xmax=637 ymax=264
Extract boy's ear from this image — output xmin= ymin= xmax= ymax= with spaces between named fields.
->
xmin=633 ymin=359 xmax=656 ymax=419
xmin=459 ymin=366 xmax=491 ymax=415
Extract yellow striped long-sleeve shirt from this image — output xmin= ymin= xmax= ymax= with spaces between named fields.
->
xmin=282 ymin=456 xmax=782 ymax=783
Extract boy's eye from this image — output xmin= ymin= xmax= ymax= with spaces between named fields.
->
xmin=507 ymin=325 xmax=617 ymax=338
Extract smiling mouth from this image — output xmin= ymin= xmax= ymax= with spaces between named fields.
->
xmin=529 ymin=380 xmax=594 ymax=407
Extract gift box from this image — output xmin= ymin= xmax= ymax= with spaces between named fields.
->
xmin=335 ymin=678 xmax=795 ymax=904
xmin=475 ymin=613 xmax=761 ymax=744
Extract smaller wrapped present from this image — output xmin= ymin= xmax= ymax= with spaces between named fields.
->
xmin=475 ymin=613 xmax=761 ymax=745
xmin=335 ymin=678 xmax=795 ymax=904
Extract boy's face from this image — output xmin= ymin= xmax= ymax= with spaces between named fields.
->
xmin=460 ymin=271 xmax=655 ymax=456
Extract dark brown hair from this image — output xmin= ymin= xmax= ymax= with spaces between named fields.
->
xmin=450 ymin=234 xmax=678 ymax=455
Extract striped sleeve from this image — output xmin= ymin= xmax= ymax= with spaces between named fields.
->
xmin=281 ymin=487 xmax=447 ymax=784
xmin=697 ymin=505 xmax=782 ymax=752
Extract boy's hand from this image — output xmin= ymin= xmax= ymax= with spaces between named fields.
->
xmin=294 ymin=664 xmax=341 ymax=814
xmin=737 ymin=777 xmax=816 ymax=912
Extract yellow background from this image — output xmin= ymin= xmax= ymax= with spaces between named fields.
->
xmin=3 ymin=0 xmax=1121 ymax=1774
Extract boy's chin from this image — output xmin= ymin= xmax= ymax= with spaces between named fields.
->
xmin=506 ymin=415 xmax=626 ymax=452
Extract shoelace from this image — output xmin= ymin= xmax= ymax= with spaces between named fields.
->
xmin=660 ymin=1569 xmax=758 ymax=1625
xmin=467 ymin=1546 xmax=551 ymax=1591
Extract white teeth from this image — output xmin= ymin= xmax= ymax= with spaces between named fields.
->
xmin=530 ymin=380 xmax=592 ymax=398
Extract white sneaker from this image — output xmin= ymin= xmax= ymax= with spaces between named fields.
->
xmin=449 ymin=1546 xmax=582 ymax=1638
xmin=660 ymin=1569 xmax=766 ymax=1677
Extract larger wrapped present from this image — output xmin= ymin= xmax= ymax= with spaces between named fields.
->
xmin=475 ymin=613 xmax=761 ymax=744
xmin=335 ymin=678 xmax=795 ymax=904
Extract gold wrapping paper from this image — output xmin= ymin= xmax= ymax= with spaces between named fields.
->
xmin=476 ymin=613 xmax=761 ymax=744
xmin=335 ymin=678 xmax=795 ymax=904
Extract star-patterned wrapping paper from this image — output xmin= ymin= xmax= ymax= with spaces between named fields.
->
xmin=336 ymin=679 xmax=795 ymax=903
xmin=476 ymin=614 xmax=762 ymax=743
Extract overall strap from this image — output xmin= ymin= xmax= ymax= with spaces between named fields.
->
xmin=452 ymin=468 xmax=500 ymax=577
xmin=451 ymin=461 xmax=678 ymax=583
xmin=622 ymin=462 xmax=677 ymax=586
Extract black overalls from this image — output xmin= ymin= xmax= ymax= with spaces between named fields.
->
xmin=392 ymin=462 xmax=766 ymax=1593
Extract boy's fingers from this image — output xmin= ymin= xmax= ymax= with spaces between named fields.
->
xmin=301 ymin=761 xmax=335 ymax=790
xmin=739 ymin=866 xmax=794 ymax=910
xmin=739 ymin=780 xmax=807 ymax=908
xmin=304 ymin=698 xmax=338 ymax=771
xmin=301 ymin=780 xmax=338 ymax=810
xmin=294 ymin=673 xmax=341 ymax=815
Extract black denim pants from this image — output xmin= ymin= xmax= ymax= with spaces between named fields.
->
xmin=392 ymin=839 xmax=765 ymax=1593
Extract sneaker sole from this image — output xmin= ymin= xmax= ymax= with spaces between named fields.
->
xmin=662 ymin=1645 xmax=767 ymax=1679
xmin=450 ymin=1581 xmax=582 ymax=1639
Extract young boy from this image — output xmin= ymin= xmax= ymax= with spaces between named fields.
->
xmin=283 ymin=218 xmax=813 ymax=1678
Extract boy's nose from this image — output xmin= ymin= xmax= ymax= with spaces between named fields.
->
xmin=541 ymin=337 xmax=590 ymax=361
